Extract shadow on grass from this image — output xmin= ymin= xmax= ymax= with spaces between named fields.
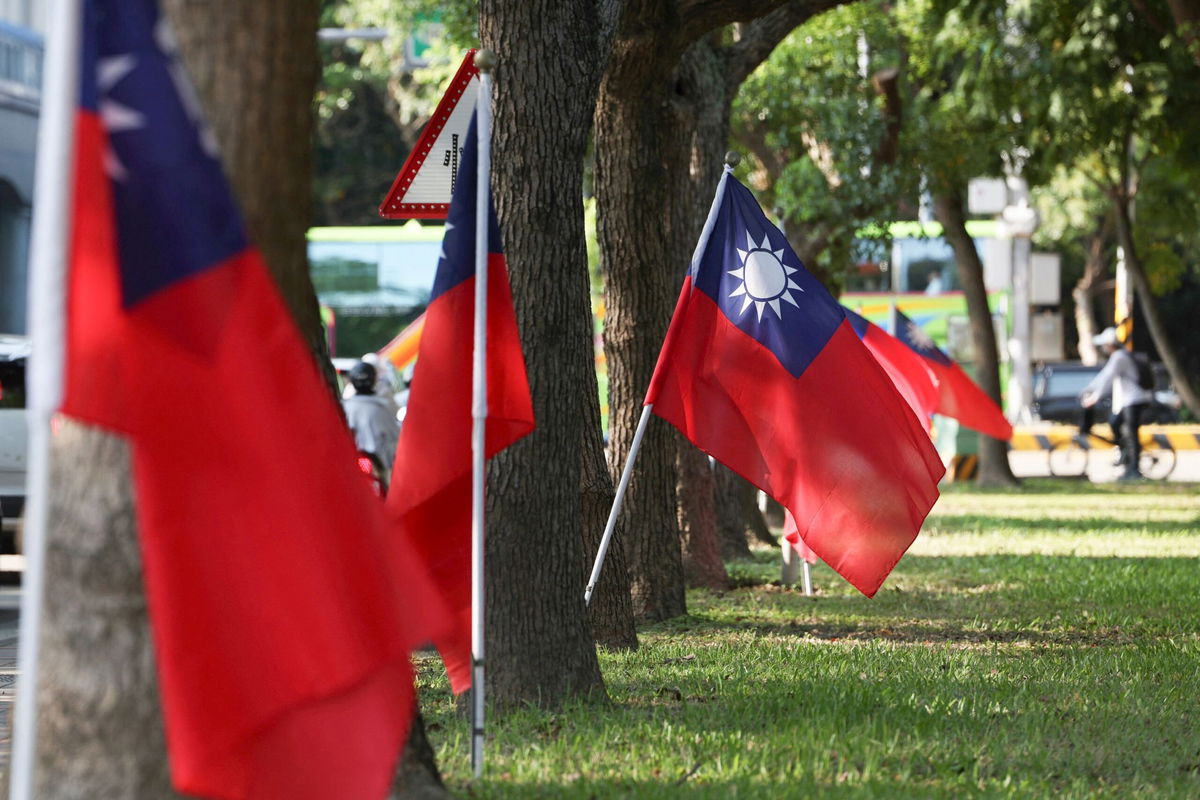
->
xmin=680 ymin=553 xmax=1200 ymax=647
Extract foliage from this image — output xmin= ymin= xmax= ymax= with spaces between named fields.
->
xmin=733 ymin=1 xmax=917 ymax=288
xmin=313 ymin=0 xmax=478 ymax=226
xmin=417 ymin=480 xmax=1200 ymax=797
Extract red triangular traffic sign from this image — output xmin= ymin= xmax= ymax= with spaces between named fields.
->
xmin=378 ymin=50 xmax=480 ymax=219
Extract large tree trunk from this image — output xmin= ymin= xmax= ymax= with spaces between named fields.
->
xmin=477 ymin=0 xmax=616 ymax=707
xmin=595 ymin=8 xmax=693 ymax=622
xmin=595 ymin=0 xmax=828 ymax=622
xmin=933 ymin=188 xmax=1018 ymax=487
xmin=35 ymin=423 xmax=180 ymax=797
xmin=1112 ymin=196 xmax=1200 ymax=417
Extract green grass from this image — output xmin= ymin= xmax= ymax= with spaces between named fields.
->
xmin=417 ymin=479 xmax=1200 ymax=798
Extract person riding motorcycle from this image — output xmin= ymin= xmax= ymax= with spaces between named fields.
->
xmin=342 ymin=361 xmax=400 ymax=475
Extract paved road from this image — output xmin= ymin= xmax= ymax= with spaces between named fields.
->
xmin=1010 ymin=448 xmax=1200 ymax=482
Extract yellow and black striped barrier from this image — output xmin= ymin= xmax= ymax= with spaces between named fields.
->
xmin=1010 ymin=424 xmax=1200 ymax=452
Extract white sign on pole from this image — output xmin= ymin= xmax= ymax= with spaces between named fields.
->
xmin=1030 ymin=252 xmax=1061 ymax=305
xmin=967 ymin=177 xmax=1007 ymax=215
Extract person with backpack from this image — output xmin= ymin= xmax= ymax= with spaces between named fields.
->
xmin=1079 ymin=327 xmax=1153 ymax=480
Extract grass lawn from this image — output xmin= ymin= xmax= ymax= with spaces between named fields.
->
xmin=416 ymin=479 xmax=1200 ymax=798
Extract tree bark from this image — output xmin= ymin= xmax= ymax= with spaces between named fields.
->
xmin=676 ymin=444 xmax=729 ymax=590
xmin=477 ymin=0 xmax=616 ymax=707
xmin=596 ymin=0 xmax=830 ymax=622
xmin=595 ymin=4 xmax=695 ymax=623
xmin=713 ymin=464 xmax=755 ymax=560
xmin=34 ymin=422 xmax=181 ymax=798
xmin=933 ymin=188 xmax=1018 ymax=487
xmin=1071 ymin=217 xmax=1111 ymax=366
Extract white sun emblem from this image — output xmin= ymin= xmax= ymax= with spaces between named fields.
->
xmin=728 ymin=230 xmax=804 ymax=321
xmin=906 ymin=320 xmax=935 ymax=350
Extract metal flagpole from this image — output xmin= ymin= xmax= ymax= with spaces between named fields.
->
xmin=470 ymin=48 xmax=495 ymax=781
xmin=585 ymin=152 xmax=739 ymax=605
xmin=801 ymin=560 xmax=814 ymax=596
xmin=11 ymin=0 xmax=82 ymax=797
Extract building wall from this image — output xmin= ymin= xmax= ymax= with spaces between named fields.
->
xmin=0 ymin=11 xmax=39 ymax=334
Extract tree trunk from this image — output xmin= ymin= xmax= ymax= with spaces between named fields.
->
xmin=595 ymin=0 xmax=826 ymax=622
xmin=676 ymin=444 xmax=729 ymax=590
xmin=1112 ymin=196 xmax=1200 ymax=417
xmin=713 ymin=464 xmax=755 ymax=560
xmin=477 ymin=0 xmax=615 ymax=707
xmin=595 ymin=10 xmax=693 ymax=622
xmin=933 ymin=188 xmax=1018 ymax=487
xmin=34 ymin=422 xmax=181 ymax=798
xmin=1071 ymin=218 xmax=1111 ymax=366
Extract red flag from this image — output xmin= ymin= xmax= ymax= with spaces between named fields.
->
xmin=385 ymin=114 xmax=535 ymax=694
xmin=61 ymin=2 xmax=447 ymax=796
xmin=890 ymin=308 xmax=1013 ymax=441
xmin=647 ymin=173 xmax=943 ymax=598
xmin=843 ymin=307 xmax=940 ymax=422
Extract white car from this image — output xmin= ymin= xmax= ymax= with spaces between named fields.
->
xmin=0 ymin=335 xmax=29 ymax=546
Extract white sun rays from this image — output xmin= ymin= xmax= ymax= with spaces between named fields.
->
xmin=906 ymin=319 xmax=936 ymax=351
xmin=98 ymin=18 xmax=223 ymax=182
xmin=97 ymin=54 xmax=144 ymax=180
xmin=728 ymin=229 xmax=804 ymax=322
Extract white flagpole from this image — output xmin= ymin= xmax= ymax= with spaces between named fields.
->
xmin=469 ymin=48 xmax=495 ymax=781
xmin=11 ymin=0 xmax=82 ymax=797
xmin=585 ymin=153 xmax=738 ymax=605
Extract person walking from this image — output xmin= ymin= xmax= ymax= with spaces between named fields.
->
xmin=1079 ymin=328 xmax=1151 ymax=480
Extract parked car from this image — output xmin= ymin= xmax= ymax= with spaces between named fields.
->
xmin=1031 ymin=359 xmax=1181 ymax=425
xmin=0 ymin=335 xmax=29 ymax=548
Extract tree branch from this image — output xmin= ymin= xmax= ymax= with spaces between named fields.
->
xmin=722 ymin=1 xmax=843 ymax=94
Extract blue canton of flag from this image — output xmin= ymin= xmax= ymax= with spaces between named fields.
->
xmin=83 ymin=0 xmax=246 ymax=309
xmin=891 ymin=308 xmax=953 ymax=366
xmin=689 ymin=176 xmax=846 ymax=378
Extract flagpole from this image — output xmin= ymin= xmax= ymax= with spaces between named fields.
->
xmin=585 ymin=152 xmax=739 ymax=605
xmin=11 ymin=0 xmax=82 ymax=797
xmin=469 ymin=48 xmax=495 ymax=781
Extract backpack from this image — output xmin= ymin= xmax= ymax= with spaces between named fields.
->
xmin=1132 ymin=352 xmax=1155 ymax=391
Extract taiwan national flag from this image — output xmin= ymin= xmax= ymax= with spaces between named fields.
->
xmin=646 ymin=172 xmax=944 ymax=597
xmin=890 ymin=308 xmax=1013 ymax=442
xmin=386 ymin=113 xmax=535 ymax=694
xmin=843 ymin=306 xmax=940 ymax=422
xmin=60 ymin=1 xmax=447 ymax=797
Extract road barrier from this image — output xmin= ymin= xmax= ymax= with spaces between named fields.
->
xmin=1010 ymin=424 xmax=1200 ymax=451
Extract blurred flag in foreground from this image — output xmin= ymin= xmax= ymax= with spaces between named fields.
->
xmin=58 ymin=1 xmax=446 ymax=796
xmin=386 ymin=113 xmax=535 ymax=693
xmin=646 ymin=171 xmax=943 ymax=597
xmin=843 ymin=306 xmax=940 ymax=422
xmin=891 ymin=308 xmax=1013 ymax=441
